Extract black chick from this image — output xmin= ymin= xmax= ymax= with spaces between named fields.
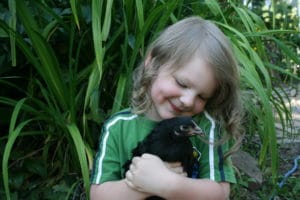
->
xmin=123 ymin=116 xmax=204 ymax=200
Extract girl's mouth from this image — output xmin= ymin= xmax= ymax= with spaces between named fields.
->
xmin=168 ymin=100 xmax=183 ymax=113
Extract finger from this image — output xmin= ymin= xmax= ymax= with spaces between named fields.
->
xmin=181 ymin=172 xmax=188 ymax=177
xmin=141 ymin=153 xmax=155 ymax=158
xmin=125 ymin=178 xmax=136 ymax=189
xmin=164 ymin=162 xmax=173 ymax=169
xmin=165 ymin=162 xmax=182 ymax=168
xmin=171 ymin=166 xmax=184 ymax=173
xmin=132 ymin=156 xmax=141 ymax=164
xmin=125 ymin=170 xmax=132 ymax=180
xmin=168 ymin=162 xmax=182 ymax=167
xmin=125 ymin=174 xmax=142 ymax=191
xmin=126 ymin=180 xmax=143 ymax=192
xmin=129 ymin=163 xmax=135 ymax=171
xmin=141 ymin=154 xmax=163 ymax=163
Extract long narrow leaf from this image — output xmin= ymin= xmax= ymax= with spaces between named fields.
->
xmin=135 ymin=0 xmax=144 ymax=31
xmin=8 ymin=98 xmax=26 ymax=135
xmin=92 ymin=0 xmax=104 ymax=75
xmin=8 ymin=0 xmax=16 ymax=66
xmin=102 ymin=0 xmax=113 ymax=41
xmin=0 ymin=97 xmax=37 ymax=114
xmin=266 ymin=63 xmax=300 ymax=81
xmin=204 ymin=0 xmax=226 ymax=23
xmin=32 ymin=0 xmax=70 ymax=32
xmin=66 ymin=124 xmax=90 ymax=197
xmin=70 ymin=0 xmax=81 ymax=30
xmin=234 ymin=44 xmax=278 ymax=180
xmin=3 ymin=119 xmax=33 ymax=200
xmin=16 ymin=1 xmax=69 ymax=111
xmin=231 ymin=4 xmax=254 ymax=32
xmin=111 ymin=73 xmax=127 ymax=114
xmin=0 ymin=20 xmax=39 ymax=68
xmin=272 ymin=37 xmax=300 ymax=64
xmin=2 ymin=98 xmax=31 ymax=200
xmin=83 ymin=61 xmax=101 ymax=125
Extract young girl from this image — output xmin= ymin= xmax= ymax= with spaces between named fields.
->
xmin=90 ymin=16 xmax=243 ymax=200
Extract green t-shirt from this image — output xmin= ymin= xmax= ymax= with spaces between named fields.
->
xmin=91 ymin=108 xmax=236 ymax=184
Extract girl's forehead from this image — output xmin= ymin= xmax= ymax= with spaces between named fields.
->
xmin=165 ymin=56 xmax=216 ymax=91
xmin=158 ymin=59 xmax=190 ymax=73
xmin=161 ymin=50 xmax=209 ymax=70
xmin=160 ymin=54 xmax=210 ymax=74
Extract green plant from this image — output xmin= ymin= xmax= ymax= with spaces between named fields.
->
xmin=1 ymin=0 xmax=96 ymax=199
xmin=254 ymin=0 xmax=299 ymax=81
xmin=0 ymin=0 xmax=299 ymax=199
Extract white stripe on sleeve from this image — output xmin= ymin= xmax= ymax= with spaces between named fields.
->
xmin=95 ymin=114 xmax=137 ymax=183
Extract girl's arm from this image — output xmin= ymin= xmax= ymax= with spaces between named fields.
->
xmin=125 ymin=154 xmax=230 ymax=200
xmin=158 ymin=175 xmax=230 ymax=200
xmin=90 ymin=159 xmax=187 ymax=200
xmin=90 ymin=180 xmax=150 ymax=200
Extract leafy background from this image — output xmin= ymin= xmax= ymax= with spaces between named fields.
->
xmin=0 ymin=0 xmax=299 ymax=199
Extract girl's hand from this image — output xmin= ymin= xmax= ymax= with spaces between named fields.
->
xmin=164 ymin=162 xmax=187 ymax=177
xmin=125 ymin=154 xmax=180 ymax=195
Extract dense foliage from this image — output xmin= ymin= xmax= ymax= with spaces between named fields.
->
xmin=0 ymin=0 xmax=299 ymax=199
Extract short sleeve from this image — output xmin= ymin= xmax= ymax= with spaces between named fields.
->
xmin=197 ymin=140 xmax=236 ymax=183
xmin=191 ymin=111 xmax=236 ymax=183
xmin=91 ymin=122 xmax=122 ymax=184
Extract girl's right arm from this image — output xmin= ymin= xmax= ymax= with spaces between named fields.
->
xmin=90 ymin=179 xmax=150 ymax=200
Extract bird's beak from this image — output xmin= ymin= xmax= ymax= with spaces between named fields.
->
xmin=191 ymin=121 xmax=205 ymax=136
xmin=175 ymin=121 xmax=205 ymax=137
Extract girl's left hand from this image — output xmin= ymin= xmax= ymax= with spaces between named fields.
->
xmin=164 ymin=161 xmax=187 ymax=177
xmin=125 ymin=153 xmax=179 ymax=195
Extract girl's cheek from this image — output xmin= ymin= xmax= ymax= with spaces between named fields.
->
xmin=194 ymin=101 xmax=206 ymax=113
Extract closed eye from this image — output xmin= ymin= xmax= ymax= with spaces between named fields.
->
xmin=197 ymin=94 xmax=206 ymax=101
xmin=197 ymin=93 xmax=211 ymax=101
xmin=175 ymin=78 xmax=187 ymax=88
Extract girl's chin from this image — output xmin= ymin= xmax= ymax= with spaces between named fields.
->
xmin=145 ymin=106 xmax=179 ymax=120
xmin=147 ymin=112 xmax=174 ymax=121
xmin=158 ymin=111 xmax=178 ymax=120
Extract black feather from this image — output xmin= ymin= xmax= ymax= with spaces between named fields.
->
xmin=123 ymin=116 xmax=204 ymax=200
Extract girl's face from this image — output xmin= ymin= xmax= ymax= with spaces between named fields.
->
xmin=146 ymin=55 xmax=217 ymax=121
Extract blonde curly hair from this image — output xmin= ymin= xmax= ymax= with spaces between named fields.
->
xmin=131 ymin=16 xmax=244 ymax=156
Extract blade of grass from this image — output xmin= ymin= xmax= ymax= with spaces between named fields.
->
xmin=266 ymin=63 xmax=300 ymax=81
xmin=66 ymin=123 xmax=90 ymax=197
xmin=204 ymin=0 xmax=227 ymax=23
xmin=111 ymin=73 xmax=127 ymax=114
xmin=8 ymin=98 xmax=26 ymax=134
xmin=2 ymin=119 xmax=33 ymax=200
xmin=32 ymin=0 xmax=70 ymax=32
xmin=272 ymin=37 xmax=300 ymax=64
xmin=0 ymin=20 xmax=39 ymax=68
xmin=92 ymin=0 xmax=104 ymax=75
xmin=8 ymin=0 xmax=16 ymax=66
xmin=102 ymin=0 xmax=113 ymax=41
xmin=16 ymin=1 xmax=70 ymax=111
xmin=234 ymin=44 xmax=278 ymax=181
xmin=2 ymin=98 xmax=32 ymax=200
xmin=70 ymin=0 xmax=81 ymax=30
xmin=231 ymin=3 xmax=254 ymax=32
xmin=135 ymin=0 xmax=144 ymax=32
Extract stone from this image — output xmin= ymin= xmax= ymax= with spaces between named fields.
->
xmin=290 ymin=88 xmax=297 ymax=97
xmin=232 ymin=149 xmax=263 ymax=190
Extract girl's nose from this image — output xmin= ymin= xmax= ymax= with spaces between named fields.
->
xmin=179 ymin=90 xmax=195 ymax=108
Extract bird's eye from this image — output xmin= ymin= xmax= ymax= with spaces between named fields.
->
xmin=180 ymin=125 xmax=190 ymax=131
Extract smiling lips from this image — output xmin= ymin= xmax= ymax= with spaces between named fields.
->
xmin=168 ymin=100 xmax=184 ymax=113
